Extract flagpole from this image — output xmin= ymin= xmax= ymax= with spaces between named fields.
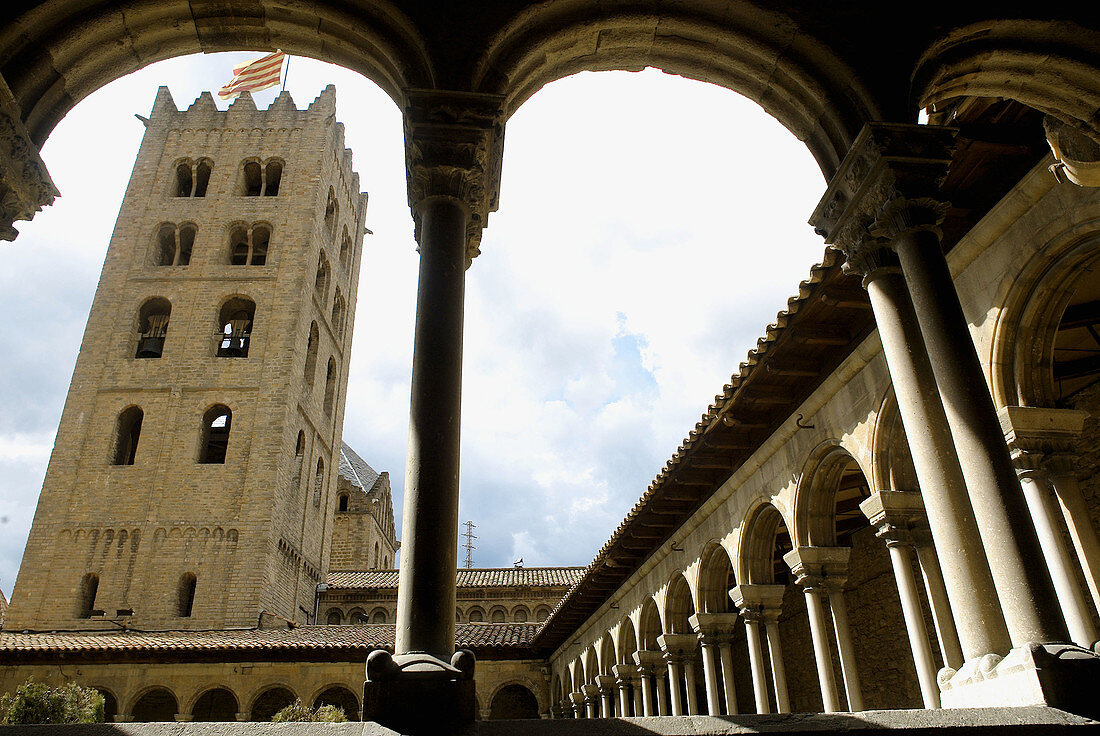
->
xmin=281 ymin=53 xmax=290 ymax=92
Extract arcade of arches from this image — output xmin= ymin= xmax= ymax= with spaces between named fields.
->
xmin=3 ymin=0 xmax=1100 ymax=729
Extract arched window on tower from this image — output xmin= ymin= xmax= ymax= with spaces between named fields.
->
xmin=323 ymin=357 xmax=337 ymax=417
xmin=293 ymin=431 xmax=305 ymax=490
xmin=304 ymin=322 xmax=319 ymax=388
xmin=111 ymin=406 xmax=143 ymax=465
xmin=216 ymin=298 xmax=255 ymax=358
xmin=264 ymin=160 xmax=283 ymax=196
xmin=339 ymin=226 xmax=351 ymax=267
xmin=175 ymin=161 xmax=193 ymax=197
xmin=135 ymin=298 xmax=171 ymax=358
xmin=154 ymin=223 xmax=194 ymax=266
xmin=194 ymin=160 xmax=212 ymax=197
xmin=199 ymin=405 xmax=232 ymax=464
xmin=315 ymin=251 xmax=330 ymax=302
xmin=373 ymin=542 xmax=380 ymax=569
xmin=331 ymin=289 xmax=346 ymax=339
xmin=229 ymin=223 xmax=270 ymax=266
xmin=173 ymin=159 xmax=212 ymax=197
xmin=324 ymin=188 xmax=338 ymax=239
xmin=76 ymin=573 xmax=100 ymax=618
xmin=314 ymin=458 xmax=325 ymax=508
xmin=338 ymin=493 xmax=349 ymax=512
xmin=241 ymin=160 xmax=263 ymax=196
xmin=178 ymin=572 xmax=197 ymax=617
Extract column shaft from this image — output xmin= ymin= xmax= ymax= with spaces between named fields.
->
xmin=913 ymin=541 xmax=965 ymax=669
xmin=888 ymin=542 xmax=941 ymax=707
xmin=618 ymin=685 xmax=631 ymax=717
xmin=655 ymin=673 xmax=669 ymax=716
xmin=1051 ymin=471 xmax=1100 ymax=615
xmin=718 ymin=642 xmax=738 ymax=715
xmin=395 ymin=197 xmax=467 ymax=658
xmin=640 ymin=674 xmax=654 ymax=717
xmin=827 ymin=588 xmax=863 ymax=711
xmin=745 ymin=619 xmax=770 ymax=714
xmin=895 ymin=229 xmax=1068 ymax=645
xmin=666 ymin=661 xmax=683 ymax=716
xmin=804 ymin=589 xmax=841 ymax=712
xmin=764 ymin=620 xmax=790 ymax=713
xmin=633 ymin=681 xmax=644 ymax=717
xmin=701 ymin=644 xmax=722 ymax=715
xmin=865 ymin=268 xmax=1011 ymax=658
xmin=683 ymin=659 xmax=699 ymax=715
xmin=1019 ymin=473 xmax=1097 ymax=647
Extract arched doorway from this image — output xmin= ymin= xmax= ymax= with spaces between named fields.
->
xmin=489 ymin=684 xmax=539 ymax=720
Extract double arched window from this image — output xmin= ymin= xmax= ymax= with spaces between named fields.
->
xmin=135 ymin=297 xmax=171 ymax=358
xmin=229 ymin=223 xmax=270 ymax=266
xmin=111 ymin=406 xmax=143 ymax=465
xmin=199 ymin=405 xmax=232 ymax=463
xmin=216 ymin=298 xmax=255 ymax=358
xmin=240 ymin=158 xmax=283 ymax=196
xmin=153 ymin=223 xmax=195 ymax=266
xmin=173 ymin=159 xmax=212 ymax=198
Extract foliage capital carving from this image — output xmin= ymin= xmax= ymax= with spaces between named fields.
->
xmin=809 ymin=123 xmax=957 ymax=277
xmin=0 ymin=72 xmax=59 ymax=241
xmin=403 ymin=89 xmax=506 ymax=267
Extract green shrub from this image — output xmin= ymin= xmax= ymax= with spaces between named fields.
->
xmin=0 ymin=680 xmax=105 ymax=724
xmin=271 ymin=699 xmax=347 ymax=722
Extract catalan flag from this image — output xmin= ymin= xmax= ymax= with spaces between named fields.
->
xmin=217 ymin=50 xmax=286 ymax=100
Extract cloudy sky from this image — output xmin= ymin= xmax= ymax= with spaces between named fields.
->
xmin=0 ymin=54 xmax=829 ymax=596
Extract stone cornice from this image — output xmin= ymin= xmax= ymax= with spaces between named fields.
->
xmin=809 ymin=123 xmax=958 ymax=259
xmin=402 ymin=88 xmax=506 ymax=268
xmin=0 ymin=72 xmax=59 ymax=241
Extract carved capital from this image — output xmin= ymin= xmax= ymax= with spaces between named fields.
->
xmin=403 ymin=89 xmax=506 ymax=267
xmin=0 ymin=73 xmax=59 ymax=241
xmin=841 ymin=237 xmax=902 ymax=285
xmin=809 ymin=123 xmax=957 ymax=257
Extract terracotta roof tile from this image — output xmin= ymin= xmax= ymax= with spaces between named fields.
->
xmin=327 ymin=567 xmax=584 ymax=590
xmin=0 ymin=623 xmax=540 ymax=653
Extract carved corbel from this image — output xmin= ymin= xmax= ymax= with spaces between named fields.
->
xmin=0 ymin=73 xmax=59 ymax=241
xmin=402 ymin=89 xmax=505 ymax=268
xmin=809 ymin=123 xmax=958 ymax=276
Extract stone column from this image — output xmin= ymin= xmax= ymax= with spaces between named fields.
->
xmin=809 ymin=123 xmax=1030 ymax=658
xmin=784 ymin=549 xmax=847 ymax=712
xmin=612 ymin=663 xmax=637 ymax=716
xmin=825 ymin=578 xmax=864 ymax=711
xmin=582 ymin=684 xmax=599 ymax=718
xmin=632 ymin=673 xmax=644 ymax=717
xmin=659 ymin=633 xmax=699 ymax=715
xmin=861 ymin=492 xmax=941 ymax=708
xmin=655 ymin=669 xmax=669 ymax=716
xmin=0 ymin=72 xmax=60 ymax=241
xmin=633 ymin=650 xmax=665 ymax=716
xmin=569 ymin=692 xmax=585 ymax=718
xmin=689 ymin=612 xmax=739 ymax=715
xmin=596 ymin=675 xmax=616 ymax=718
xmin=366 ymin=89 xmax=503 ymax=735
xmin=732 ymin=584 xmax=787 ymax=714
xmin=1002 ymin=406 xmax=1098 ymax=648
xmin=911 ymin=528 xmax=965 ymax=671
xmin=763 ymin=609 xmax=791 ymax=713
xmin=1047 ymin=456 xmax=1100 ymax=617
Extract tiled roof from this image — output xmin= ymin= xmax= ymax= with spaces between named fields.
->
xmin=327 ymin=567 xmax=586 ymax=590
xmin=0 ymin=623 xmax=540 ymax=654
xmin=338 ymin=443 xmax=380 ymax=491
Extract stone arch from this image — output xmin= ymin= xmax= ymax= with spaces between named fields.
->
xmin=637 ymin=596 xmax=662 ymax=651
xmin=215 ymin=295 xmax=255 ymax=358
xmin=662 ymin=572 xmax=695 ymax=634
xmin=199 ymin=403 xmax=233 ymax=464
xmin=6 ymin=7 xmax=432 ymax=147
xmin=870 ymin=388 xmax=919 ymax=493
xmin=110 ymin=405 xmax=144 ymax=466
xmin=617 ymin=615 xmax=638 ymax=664
xmin=582 ymin=645 xmax=598 ymax=685
xmin=130 ymin=686 xmax=179 ymax=722
xmin=135 ymin=296 xmax=172 ymax=358
xmin=325 ymin=607 xmax=343 ymax=625
xmin=311 ymin=685 xmax=360 ymax=720
xmin=488 ymin=682 xmax=540 ymax=720
xmin=189 ymin=687 xmax=238 ymax=721
xmin=249 ymin=685 xmax=296 ymax=722
xmin=347 ymin=607 xmax=366 ymax=623
xmin=598 ymin=632 xmax=616 ymax=676
xmin=912 ymin=20 xmax=1100 ymax=142
xmin=534 ymin=605 xmax=551 ymax=622
xmin=988 ymin=222 xmax=1100 ymax=408
xmin=738 ymin=501 xmax=793 ymax=585
xmin=511 ymin=604 xmax=530 ymax=623
xmin=792 ymin=440 xmax=871 ymax=548
xmin=471 ymin=4 xmax=881 ymax=178
xmin=466 ymin=605 xmax=485 ymax=622
xmin=696 ymin=541 xmax=737 ymax=614
xmin=489 ymin=605 xmax=508 ymax=623
xmin=369 ymin=606 xmax=388 ymax=623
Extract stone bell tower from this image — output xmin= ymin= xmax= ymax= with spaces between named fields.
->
xmin=4 ymin=85 xmax=367 ymax=631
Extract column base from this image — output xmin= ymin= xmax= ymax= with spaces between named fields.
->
xmin=363 ymin=649 xmax=476 ymax=735
xmin=940 ymin=643 xmax=1100 ymax=719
